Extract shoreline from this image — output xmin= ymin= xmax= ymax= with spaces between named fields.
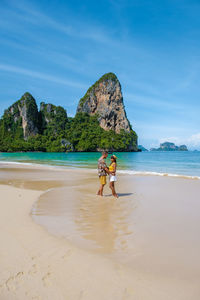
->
xmin=1 ymin=160 xmax=200 ymax=180
xmin=1 ymin=164 xmax=200 ymax=299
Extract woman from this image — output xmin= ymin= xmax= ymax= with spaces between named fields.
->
xmin=109 ymin=155 xmax=118 ymax=198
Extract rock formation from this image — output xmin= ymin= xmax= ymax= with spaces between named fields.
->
xmin=0 ymin=73 xmax=138 ymax=152
xmin=178 ymin=145 xmax=188 ymax=151
xmin=138 ymin=145 xmax=148 ymax=151
xmin=4 ymin=92 xmax=39 ymax=140
xmin=39 ymin=102 xmax=68 ymax=134
xmin=76 ymin=73 xmax=131 ymax=134
xmin=150 ymin=142 xmax=188 ymax=151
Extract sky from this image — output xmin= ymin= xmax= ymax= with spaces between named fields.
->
xmin=0 ymin=0 xmax=200 ymax=149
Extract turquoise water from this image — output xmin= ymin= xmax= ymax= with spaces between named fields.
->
xmin=1 ymin=151 xmax=200 ymax=178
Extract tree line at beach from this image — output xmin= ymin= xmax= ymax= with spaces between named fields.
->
xmin=0 ymin=110 xmax=137 ymax=152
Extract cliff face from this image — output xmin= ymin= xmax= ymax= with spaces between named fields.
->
xmin=39 ymin=102 xmax=68 ymax=134
xmin=1 ymin=95 xmax=68 ymax=141
xmin=4 ymin=92 xmax=39 ymax=140
xmin=77 ymin=73 xmax=131 ymax=134
xmin=0 ymin=73 xmax=138 ymax=152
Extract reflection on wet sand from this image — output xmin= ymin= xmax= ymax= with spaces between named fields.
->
xmin=0 ymin=179 xmax=66 ymax=191
xmin=74 ymin=195 xmax=135 ymax=253
xmin=32 ymin=184 xmax=136 ymax=254
xmin=0 ymin=166 xmax=95 ymax=191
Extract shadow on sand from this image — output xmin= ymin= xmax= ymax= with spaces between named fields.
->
xmin=117 ymin=193 xmax=134 ymax=197
xmin=104 ymin=193 xmax=134 ymax=197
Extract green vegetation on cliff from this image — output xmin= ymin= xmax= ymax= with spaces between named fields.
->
xmin=39 ymin=102 xmax=68 ymax=135
xmin=0 ymin=92 xmax=38 ymax=143
xmin=65 ymin=113 xmax=137 ymax=152
xmin=0 ymin=111 xmax=137 ymax=152
xmin=0 ymin=73 xmax=138 ymax=152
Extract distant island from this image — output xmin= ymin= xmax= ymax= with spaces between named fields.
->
xmin=150 ymin=142 xmax=188 ymax=151
xmin=0 ymin=73 xmax=138 ymax=152
xmin=138 ymin=145 xmax=148 ymax=151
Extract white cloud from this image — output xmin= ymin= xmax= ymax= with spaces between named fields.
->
xmin=0 ymin=63 xmax=87 ymax=89
xmin=5 ymin=0 xmax=114 ymax=45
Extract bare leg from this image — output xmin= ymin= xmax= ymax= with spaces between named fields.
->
xmin=109 ymin=182 xmax=118 ymax=198
xmin=97 ymin=184 xmax=105 ymax=196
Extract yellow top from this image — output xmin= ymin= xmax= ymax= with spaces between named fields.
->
xmin=109 ymin=162 xmax=115 ymax=172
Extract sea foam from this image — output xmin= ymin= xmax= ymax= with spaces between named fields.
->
xmin=1 ymin=160 xmax=200 ymax=180
xmin=118 ymin=170 xmax=200 ymax=180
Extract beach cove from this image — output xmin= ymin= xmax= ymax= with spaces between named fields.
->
xmin=0 ymin=162 xmax=200 ymax=299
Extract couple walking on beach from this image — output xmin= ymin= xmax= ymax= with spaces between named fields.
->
xmin=97 ymin=151 xmax=118 ymax=198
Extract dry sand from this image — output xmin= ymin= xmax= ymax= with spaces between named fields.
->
xmin=0 ymin=163 xmax=200 ymax=299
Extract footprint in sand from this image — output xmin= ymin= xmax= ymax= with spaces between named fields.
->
xmin=42 ymin=272 xmax=52 ymax=287
xmin=5 ymin=271 xmax=24 ymax=291
xmin=28 ymin=264 xmax=38 ymax=275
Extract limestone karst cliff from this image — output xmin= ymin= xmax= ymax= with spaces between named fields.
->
xmin=77 ymin=73 xmax=131 ymax=134
xmin=2 ymin=92 xmax=39 ymax=140
xmin=39 ymin=102 xmax=68 ymax=134
xmin=0 ymin=73 xmax=138 ymax=152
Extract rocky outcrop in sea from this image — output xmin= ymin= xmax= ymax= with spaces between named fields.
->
xmin=150 ymin=142 xmax=188 ymax=151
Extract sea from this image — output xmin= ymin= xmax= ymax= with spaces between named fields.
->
xmin=1 ymin=151 xmax=200 ymax=179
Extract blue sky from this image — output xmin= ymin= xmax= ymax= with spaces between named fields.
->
xmin=0 ymin=0 xmax=200 ymax=149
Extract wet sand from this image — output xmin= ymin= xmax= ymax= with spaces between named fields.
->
xmin=1 ymin=163 xmax=200 ymax=299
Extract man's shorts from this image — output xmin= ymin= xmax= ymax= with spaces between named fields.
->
xmin=99 ymin=175 xmax=107 ymax=185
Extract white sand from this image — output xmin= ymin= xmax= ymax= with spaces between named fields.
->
xmin=0 ymin=184 xmax=143 ymax=300
xmin=1 ymin=165 xmax=200 ymax=299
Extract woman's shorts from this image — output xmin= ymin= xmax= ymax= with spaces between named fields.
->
xmin=109 ymin=175 xmax=117 ymax=182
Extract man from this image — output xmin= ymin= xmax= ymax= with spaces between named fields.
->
xmin=97 ymin=151 xmax=109 ymax=196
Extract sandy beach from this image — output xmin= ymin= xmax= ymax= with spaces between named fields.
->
xmin=1 ymin=163 xmax=200 ymax=299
